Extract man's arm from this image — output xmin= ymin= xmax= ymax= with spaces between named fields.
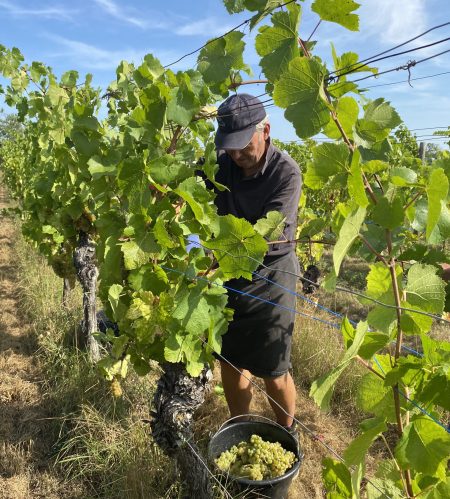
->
xmin=262 ymin=171 xmax=301 ymax=244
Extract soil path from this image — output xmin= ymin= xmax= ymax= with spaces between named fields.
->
xmin=0 ymin=186 xmax=62 ymax=499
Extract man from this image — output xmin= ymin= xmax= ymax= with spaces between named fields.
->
xmin=212 ymin=93 xmax=302 ymax=433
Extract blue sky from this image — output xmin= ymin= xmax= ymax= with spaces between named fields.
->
xmin=0 ymin=0 xmax=449 ymax=144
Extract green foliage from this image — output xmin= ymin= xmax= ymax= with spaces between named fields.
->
xmin=273 ymin=56 xmax=330 ymax=137
xmin=2 ymin=3 xmax=450 ymax=497
xmin=255 ymin=2 xmax=301 ymax=81
xmin=333 ymin=206 xmax=366 ymax=275
xmin=395 ymin=417 xmax=450 ymax=479
xmin=312 ymin=0 xmax=360 ymax=31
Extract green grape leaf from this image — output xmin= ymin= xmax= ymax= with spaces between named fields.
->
xmin=363 ymin=160 xmax=388 ymax=174
xmin=285 ymin=98 xmax=330 ymax=139
xmin=121 ymin=233 xmax=160 ymax=270
xmin=167 ymin=73 xmax=201 ymax=127
xmin=421 ymin=477 xmax=450 ymax=499
xmin=366 ymin=461 xmax=404 ymax=498
xmin=273 ymin=56 xmax=330 ymax=138
xmin=333 ymin=206 xmax=366 ymax=275
xmin=416 ymin=368 xmax=450 ymax=412
xmin=405 ymin=264 xmax=445 ymax=315
xmin=164 ymin=331 xmax=206 ymax=377
xmin=323 ymin=96 xmax=359 ymax=140
xmin=327 ymin=80 xmax=359 ymax=99
xmin=426 ymin=168 xmax=449 ymax=240
xmin=354 ymin=98 xmax=401 ymax=147
xmin=341 ymin=316 xmax=356 ymax=349
xmin=331 ymin=45 xmax=377 ymax=76
xmin=108 ymin=284 xmax=124 ymax=322
xmin=364 ymin=98 xmax=401 ymax=129
xmin=310 ymin=319 xmax=366 ymax=410
xmin=312 ymin=0 xmax=360 ymax=31
xmin=149 ymin=154 xmax=192 ymax=187
xmin=305 ymin=142 xmax=350 ymax=189
xmin=322 ymin=269 xmax=337 ymax=292
xmin=412 ymin=198 xmax=450 ymax=244
xmin=172 ymin=280 xmax=213 ymax=335
xmin=356 ymin=372 xmax=398 ymax=422
xmin=255 ymin=2 xmax=301 ymax=82
xmin=421 ymin=334 xmax=450 ymax=365
xmin=364 ymin=263 xmax=402 ymax=333
xmin=174 ymin=177 xmax=216 ymax=226
xmin=344 ymin=417 xmax=387 ymax=466
xmin=365 ymin=262 xmax=401 ymax=303
xmin=204 ymin=215 xmax=268 ymax=279
xmin=254 ymin=210 xmax=286 ymax=240
xmin=395 ymin=417 xmax=450 ymax=478
xmin=371 ymin=195 xmax=404 ymax=230
xmin=138 ymin=53 xmax=164 ymax=81
xmin=348 ymin=150 xmax=369 ymax=207
xmin=390 ymin=167 xmax=418 ymax=186
xmin=46 ymin=84 xmax=70 ymax=107
xmin=88 ymin=151 xmax=120 ymax=179
xmin=322 ymin=458 xmax=353 ymax=498
xmin=98 ymin=235 xmax=124 ymax=299
xmin=358 ymin=331 xmax=390 ymax=360
xmin=223 ymin=0 xmax=246 ymax=13
xmin=246 ymin=1 xmax=290 ymax=29
xmin=367 ymin=305 xmax=397 ymax=335
xmin=297 ymin=218 xmax=328 ymax=239
xmin=154 ymin=214 xmax=177 ymax=249
xmin=128 ymin=264 xmax=169 ymax=294
xmin=197 ymin=31 xmax=250 ymax=94
xmin=400 ymin=302 xmax=433 ymax=335
xmin=71 ymin=130 xmax=99 ymax=157
xmin=382 ymin=357 xmax=424 ymax=388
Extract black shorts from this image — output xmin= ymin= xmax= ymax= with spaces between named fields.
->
xmin=217 ymin=252 xmax=299 ymax=378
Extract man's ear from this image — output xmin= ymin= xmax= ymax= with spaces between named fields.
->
xmin=264 ymin=122 xmax=271 ymax=140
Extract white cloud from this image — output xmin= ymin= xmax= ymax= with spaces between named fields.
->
xmin=93 ymin=0 xmax=168 ymax=30
xmin=175 ymin=17 xmax=234 ymax=37
xmin=0 ymin=0 xmax=76 ymax=20
xmin=358 ymin=0 xmax=428 ymax=46
xmin=45 ymin=35 xmax=148 ymax=70
xmin=44 ymin=34 xmax=185 ymax=72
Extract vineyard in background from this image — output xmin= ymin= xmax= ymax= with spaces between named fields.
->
xmin=1 ymin=0 xmax=449 ymax=497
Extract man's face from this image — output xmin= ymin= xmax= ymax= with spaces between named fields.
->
xmin=225 ymin=123 xmax=270 ymax=175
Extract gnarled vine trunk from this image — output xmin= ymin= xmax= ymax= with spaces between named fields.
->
xmin=73 ymin=230 xmax=100 ymax=362
xmin=151 ymin=362 xmax=214 ymax=499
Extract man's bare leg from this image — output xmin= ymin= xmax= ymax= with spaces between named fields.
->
xmin=220 ymin=361 xmax=253 ymax=417
xmin=263 ymin=372 xmax=296 ymax=427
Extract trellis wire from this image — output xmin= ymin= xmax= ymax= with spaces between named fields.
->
xmin=186 ymin=239 xmax=450 ymax=325
xmin=160 ymin=265 xmax=449 ymax=433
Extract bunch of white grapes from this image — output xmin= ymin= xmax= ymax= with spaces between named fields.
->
xmin=215 ymin=434 xmax=297 ymax=481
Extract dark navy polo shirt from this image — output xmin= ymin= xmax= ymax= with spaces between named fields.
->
xmin=214 ymin=140 xmax=302 ymax=259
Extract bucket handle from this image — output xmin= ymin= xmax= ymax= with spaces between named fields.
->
xmin=219 ymin=413 xmax=292 ymax=435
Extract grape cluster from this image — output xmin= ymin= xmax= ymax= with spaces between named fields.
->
xmin=215 ymin=434 xmax=296 ymax=481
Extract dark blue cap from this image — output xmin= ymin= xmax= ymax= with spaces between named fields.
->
xmin=214 ymin=93 xmax=267 ymax=150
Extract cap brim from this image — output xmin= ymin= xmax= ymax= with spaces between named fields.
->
xmin=214 ymin=125 xmax=255 ymax=150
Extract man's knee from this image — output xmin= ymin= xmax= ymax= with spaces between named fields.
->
xmin=263 ymin=372 xmax=290 ymax=391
